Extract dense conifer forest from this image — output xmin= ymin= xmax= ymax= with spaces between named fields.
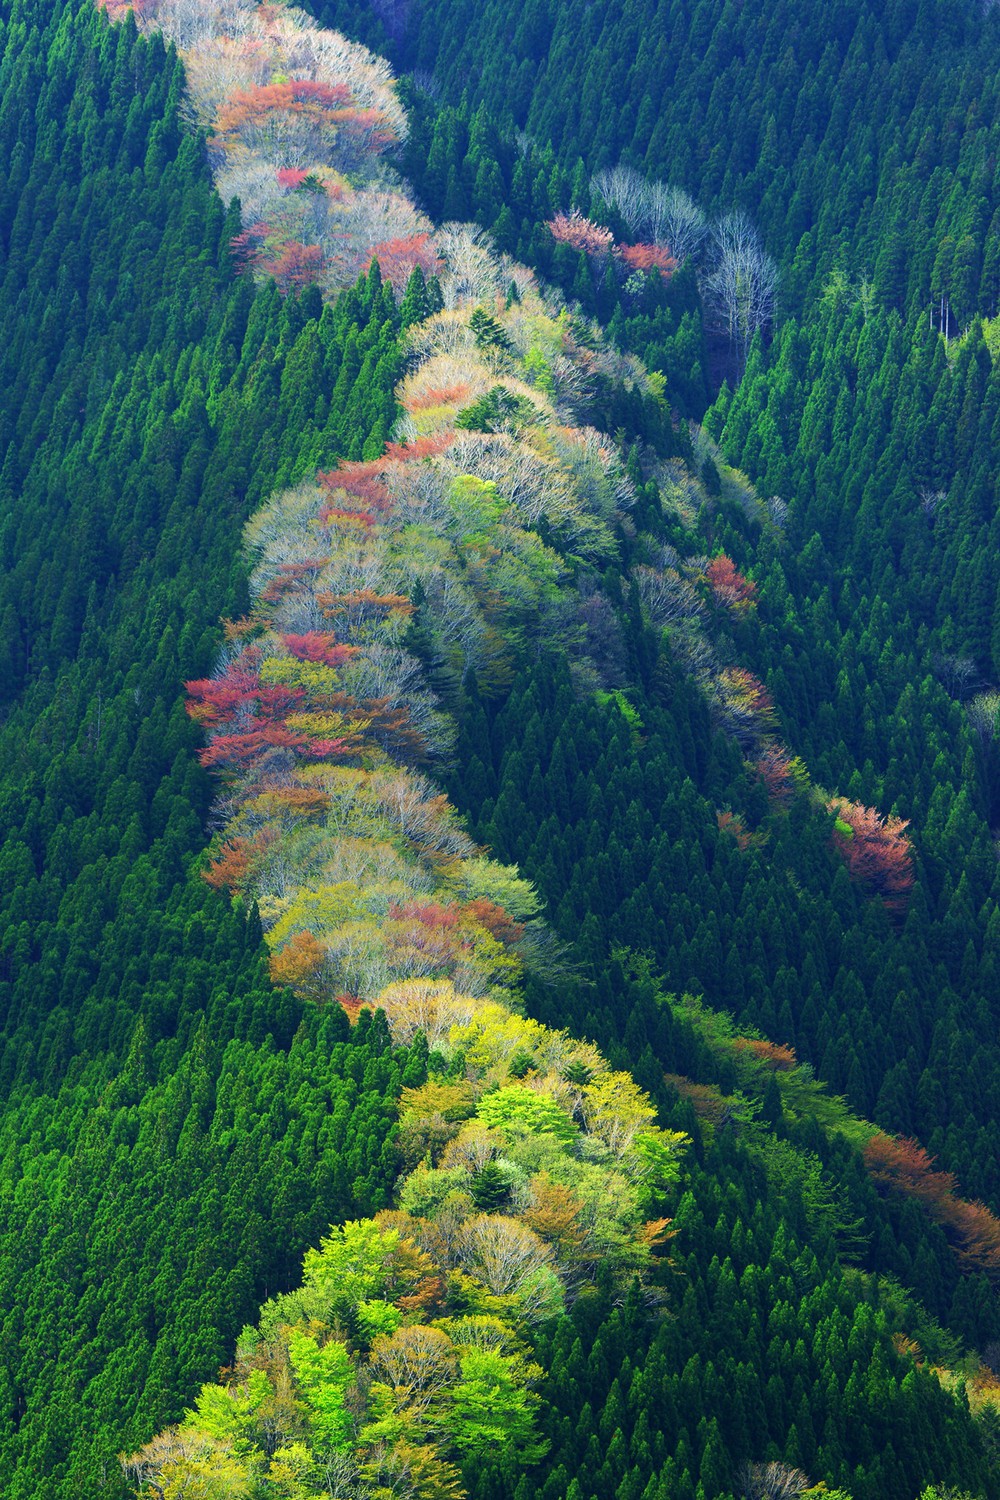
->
xmin=7 ymin=0 xmax=1000 ymax=1496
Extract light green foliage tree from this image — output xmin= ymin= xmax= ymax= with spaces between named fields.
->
xmin=580 ymin=1070 xmax=658 ymax=1156
xmin=631 ymin=1128 xmax=691 ymax=1209
xmin=446 ymin=1346 xmax=547 ymax=1460
xmin=184 ymin=1371 xmax=275 ymax=1453
xmin=301 ymin=1219 xmax=402 ymax=1322
xmin=476 ymin=1085 xmax=578 ymax=1146
xmin=287 ymin=1332 xmax=354 ymax=1451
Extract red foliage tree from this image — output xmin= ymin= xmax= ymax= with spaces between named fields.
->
xmin=717 ymin=668 xmax=776 ymax=740
xmin=317 ymin=458 xmax=395 ymax=525
xmin=197 ymin=725 xmax=312 ymax=769
xmin=186 ymin=649 xmax=267 ymax=727
xmin=259 ymin=240 xmax=325 ymax=293
xmin=366 ymin=232 xmax=444 ymax=292
xmin=270 ymin=930 xmax=327 ymax=989
xmin=389 ymin=900 xmax=461 ymax=929
xmin=663 ymin=1075 xmax=739 ymax=1127
xmin=320 ymin=434 xmax=457 ymax=523
xmin=336 ymin=994 xmax=369 ymax=1024
xmin=253 ymin=785 xmax=332 ymax=817
xmin=230 ymin=220 xmax=271 ymax=270
xmin=356 ymin=695 xmax=427 ymax=761
xmin=185 ymin=645 xmax=365 ymax=771
xmin=830 ymin=798 xmax=915 ymax=911
xmin=945 ymin=1197 xmax=1000 ymax=1275
xmin=382 ymin=435 xmax=455 ymax=464
xmin=316 ymin=588 xmax=415 ymax=634
xmin=281 ymin=632 xmax=357 ymax=667
xmin=462 ymin=899 xmax=525 ymax=946
xmin=706 ymin=553 xmax=757 ymax=610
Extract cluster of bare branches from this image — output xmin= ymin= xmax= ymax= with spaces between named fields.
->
xmin=704 ymin=211 xmax=779 ymax=367
xmin=591 ymin=166 xmax=709 ymax=263
xmin=738 ymin=1461 xmax=812 ymax=1500
xmin=591 ymin=165 xmax=778 ymax=370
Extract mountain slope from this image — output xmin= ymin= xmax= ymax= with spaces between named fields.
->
xmin=5 ymin=0 xmax=1000 ymax=1496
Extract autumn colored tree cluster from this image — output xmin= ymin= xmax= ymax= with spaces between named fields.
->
xmin=753 ymin=742 xmax=809 ymax=807
xmin=664 ymin=996 xmax=1000 ymax=1286
xmin=829 ymin=798 xmax=916 ymax=912
xmin=141 ymin=164 xmax=704 ymax=1495
xmin=546 ymin=209 xmax=615 ymax=261
xmin=865 ymin=1134 xmax=1000 ymax=1278
xmin=187 ymin=274 xmax=647 ymax=1009
xmin=630 ymin=536 xmax=916 ymax=918
xmin=547 ymin=209 xmax=678 ymax=293
xmin=106 ymin=0 xmax=436 ymax=298
xmin=158 ymin=295 xmax=693 ymax=1483
xmin=19 ymin=0 xmax=1000 ymax=1493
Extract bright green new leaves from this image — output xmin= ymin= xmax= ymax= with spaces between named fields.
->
xmin=476 ymin=1085 xmax=578 ymax=1146
xmin=356 ymin=1299 xmax=405 ymax=1343
xmin=445 ymin=1346 xmax=547 ymax=1461
xmin=631 ymin=1128 xmax=691 ymax=1209
xmin=301 ymin=1219 xmax=402 ymax=1323
xmin=287 ymin=1333 xmax=353 ymax=1451
xmin=183 ymin=1371 xmax=275 ymax=1453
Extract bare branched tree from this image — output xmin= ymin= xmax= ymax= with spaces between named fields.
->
xmin=738 ymin=1461 xmax=812 ymax=1500
xmin=644 ymin=182 xmax=709 ymax=262
xmin=590 ymin=164 xmax=648 ymax=234
xmin=590 ymin=167 xmax=708 ymax=262
xmin=705 ymin=211 xmax=778 ymax=370
xmin=933 ymin=651 xmax=980 ymax=699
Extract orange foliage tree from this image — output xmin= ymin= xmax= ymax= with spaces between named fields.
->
xmin=830 ymin=798 xmax=915 ymax=911
xmin=270 ymin=929 xmax=327 ymax=988
xmin=202 ymin=831 xmax=276 ymax=892
xmin=732 ymin=1037 xmax=798 ymax=1071
xmin=865 ymin=1132 xmax=1000 ymax=1277
xmin=213 ymin=80 xmax=397 ymax=159
xmin=618 ymin=242 xmax=678 ymax=277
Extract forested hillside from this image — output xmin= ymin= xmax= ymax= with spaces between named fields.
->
xmin=7 ymin=0 xmax=1000 ymax=1496
xmin=0 ymin=2 xmax=408 ymax=1492
xmin=328 ymin=0 xmax=1000 ymax=1202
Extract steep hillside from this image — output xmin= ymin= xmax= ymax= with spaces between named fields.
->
xmin=6 ymin=0 xmax=1000 ymax=1497
xmin=0 ymin=1 xmax=410 ymax=1493
xmin=309 ymin=0 xmax=1000 ymax=1229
